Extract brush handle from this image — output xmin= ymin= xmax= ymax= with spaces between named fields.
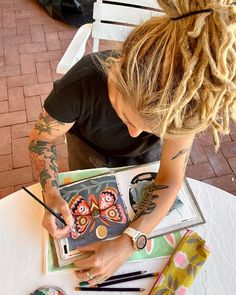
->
xmin=22 ymin=186 xmax=67 ymax=226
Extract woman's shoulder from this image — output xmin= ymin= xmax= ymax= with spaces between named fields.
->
xmin=56 ymin=50 xmax=118 ymax=90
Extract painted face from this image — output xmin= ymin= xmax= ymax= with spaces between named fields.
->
xmin=108 ymin=77 xmax=152 ymax=138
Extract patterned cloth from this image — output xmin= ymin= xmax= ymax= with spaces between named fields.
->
xmin=149 ymin=230 xmax=210 ymax=295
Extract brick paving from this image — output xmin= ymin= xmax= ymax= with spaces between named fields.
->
xmin=0 ymin=0 xmax=235 ymax=199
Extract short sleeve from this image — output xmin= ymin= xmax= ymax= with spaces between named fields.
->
xmin=44 ymin=79 xmax=85 ymax=123
xmin=43 ymin=51 xmax=110 ymax=124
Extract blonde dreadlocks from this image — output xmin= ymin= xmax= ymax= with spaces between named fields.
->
xmin=105 ymin=0 xmax=236 ymax=149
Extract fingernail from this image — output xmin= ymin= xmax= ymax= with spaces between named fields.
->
xmin=79 ymin=282 xmax=89 ymax=287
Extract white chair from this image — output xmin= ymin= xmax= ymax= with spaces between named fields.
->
xmin=56 ymin=0 xmax=164 ymax=74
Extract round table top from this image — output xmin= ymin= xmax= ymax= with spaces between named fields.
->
xmin=0 ymin=178 xmax=236 ymax=295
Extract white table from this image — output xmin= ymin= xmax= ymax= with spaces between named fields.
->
xmin=0 ymin=179 xmax=236 ymax=295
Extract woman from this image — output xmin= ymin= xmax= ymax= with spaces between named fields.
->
xmin=29 ymin=0 xmax=236 ymax=285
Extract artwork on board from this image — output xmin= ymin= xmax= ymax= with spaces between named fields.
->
xmin=52 ymin=162 xmax=205 ymax=267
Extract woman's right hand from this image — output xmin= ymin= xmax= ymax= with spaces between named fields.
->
xmin=42 ymin=191 xmax=74 ymax=239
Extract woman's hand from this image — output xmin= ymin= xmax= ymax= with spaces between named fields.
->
xmin=74 ymin=234 xmax=135 ymax=285
xmin=42 ymin=192 xmax=74 ymax=239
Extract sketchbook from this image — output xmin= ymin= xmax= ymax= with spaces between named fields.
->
xmin=53 ymin=161 xmax=205 ymax=267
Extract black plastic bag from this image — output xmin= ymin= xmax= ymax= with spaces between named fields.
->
xmin=37 ymin=0 xmax=96 ymax=27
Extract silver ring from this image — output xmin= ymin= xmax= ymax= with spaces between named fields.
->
xmin=86 ymin=270 xmax=94 ymax=280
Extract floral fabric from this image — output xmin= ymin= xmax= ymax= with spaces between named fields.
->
xmin=149 ymin=230 xmax=210 ymax=295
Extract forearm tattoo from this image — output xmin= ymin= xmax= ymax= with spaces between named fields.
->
xmin=171 ymin=148 xmax=190 ymax=160
xmin=29 ymin=140 xmax=59 ymax=192
xmin=171 ymin=148 xmax=191 ymax=173
xmin=133 ymin=183 xmax=169 ymax=221
xmin=34 ymin=108 xmax=65 ymax=135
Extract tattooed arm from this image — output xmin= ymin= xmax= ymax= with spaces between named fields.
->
xmin=73 ymin=135 xmax=195 ymax=286
xmin=28 ymin=108 xmax=75 ymax=239
xmin=125 ymin=134 xmax=194 ymax=237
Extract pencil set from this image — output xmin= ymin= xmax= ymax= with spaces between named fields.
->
xmin=75 ymin=270 xmax=159 ymax=292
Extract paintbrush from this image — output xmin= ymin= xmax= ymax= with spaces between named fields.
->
xmin=22 ymin=186 xmax=81 ymax=237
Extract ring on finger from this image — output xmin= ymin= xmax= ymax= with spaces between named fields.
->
xmin=86 ymin=270 xmax=94 ymax=280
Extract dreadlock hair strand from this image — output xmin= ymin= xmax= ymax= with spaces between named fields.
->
xmin=102 ymin=0 xmax=236 ymax=150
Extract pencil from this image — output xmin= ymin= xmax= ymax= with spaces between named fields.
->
xmin=80 ymin=270 xmax=147 ymax=286
xmin=75 ymin=287 xmax=145 ymax=292
xmin=22 ymin=186 xmax=80 ymax=237
xmin=89 ymin=272 xmax=159 ymax=287
xmin=105 ymin=270 xmax=146 ymax=281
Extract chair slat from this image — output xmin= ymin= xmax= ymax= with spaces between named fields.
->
xmin=101 ymin=0 xmax=161 ymax=9
xmin=92 ymin=23 xmax=133 ymax=42
xmin=57 ymin=0 xmax=165 ymax=74
xmin=93 ymin=2 xmax=163 ymax=25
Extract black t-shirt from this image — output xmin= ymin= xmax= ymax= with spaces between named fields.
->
xmin=44 ymin=51 xmax=161 ymax=157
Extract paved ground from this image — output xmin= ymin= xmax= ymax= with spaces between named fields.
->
xmin=0 ymin=0 xmax=235 ymax=198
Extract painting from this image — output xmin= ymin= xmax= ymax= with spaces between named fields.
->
xmin=59 ymin=175 xmax=129 ymax=252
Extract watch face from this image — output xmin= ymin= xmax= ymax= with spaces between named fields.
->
xmin=137 ymin=234 xmax=147 ymax=250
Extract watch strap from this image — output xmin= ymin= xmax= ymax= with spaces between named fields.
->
xmin=123 ymin=227 xmax=147 ymax=250
xmin=123 ymin=227 xmax=141 ymax=239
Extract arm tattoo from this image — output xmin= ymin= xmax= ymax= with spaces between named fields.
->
xmin=132 ymin=183 xmax=169 ymax=221
xmin=171 ymin=148 xmax=190 ymax=160
xmin=29 ymin=140 xmax=59 ymax=192
xmin=34 ymin=108 xmax=65 ymax=135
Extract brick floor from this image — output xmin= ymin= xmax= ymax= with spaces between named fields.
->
xmin=0 ymin=0 xmax=236 ymax=200
xmin=0 ymin=0 xmax=74 ymax=198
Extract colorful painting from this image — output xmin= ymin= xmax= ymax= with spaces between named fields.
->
xmin=59 ymin=175 xmax=129 ymax=251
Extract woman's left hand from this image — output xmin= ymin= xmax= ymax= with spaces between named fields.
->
xmin=74 ymin=234 xmax=135 ymax=285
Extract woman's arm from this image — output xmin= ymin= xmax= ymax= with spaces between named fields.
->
xmin=28 ymin=108 xmax=75 ymax=239
xmin=74 ymin=134 xmax=195 ymax=285
xmin=129 ymin=134 xmax=194 ymax=235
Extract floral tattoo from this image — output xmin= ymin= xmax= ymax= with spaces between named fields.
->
xmin=29 ymin=140 xmax=59 ymax=192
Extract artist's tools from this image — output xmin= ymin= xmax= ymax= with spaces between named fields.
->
xmin=79 ymin=270 xmax=148 ymax=287
xmin=22 ymin=186 xmax=80 ymax=237
xmin=80 ymin=272 xmax=159 ymax=287
xmin=75 ymin=287 xmax=145 ymax=292
xmin=105 ymin=270 xmax=147 ymax=281
xmin=96 ymin=272 xmax=159 ymax=287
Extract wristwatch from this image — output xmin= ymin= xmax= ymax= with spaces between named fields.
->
xmin=123 ymin=227 xmax=147 ymax=251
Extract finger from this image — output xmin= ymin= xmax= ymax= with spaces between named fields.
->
xmin=79 ymin=274 xmax=110 ymax=287
xmin=54 ymin=225 xmax=71 ymax=239
xmin=75 ymin=268 xmax=102 ymax=284
xmin=75 ymin=270 xmax=95 ymax=283
xmin=74 ymin=270 xmax=87 ymax=282
xmin=60 ymin=204 xmax=74 ymax=227
xmin=42 ymin=212 xmax=57 ymax=236
xmin=42 ymin=213 xmax=71 ymax=239
xmin=73 ymin=254 xmax=96 ymax=269
xmin=88 ymin=275 xmax=110 ymax=286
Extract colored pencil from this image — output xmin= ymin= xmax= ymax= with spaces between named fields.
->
xmin=79 ymin=270 xmax=148 ymax=286
xmin=91 ymin=272 xmax=159 ymax=287
xmin=75 ymin=287 xmax=145 ymax=292
xmin=22 ymin=186 xmax=80 ymax=237
xmin=105 ymin=270 xmax=146 ymax=281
